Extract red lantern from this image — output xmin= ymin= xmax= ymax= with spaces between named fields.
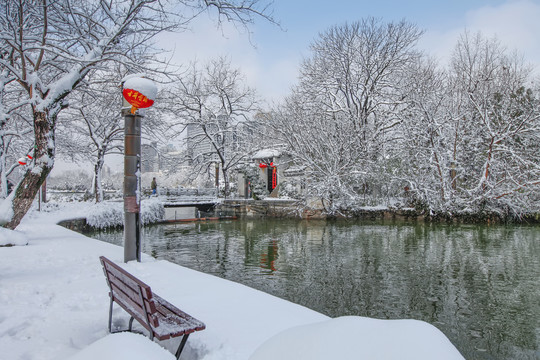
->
xmin=122 ymin=77 xmax=157 ymax=114
xmin=18 ymin=154 xmax=32 ymax=166
xmin=259 ymin=163 xmax=268 ymax=168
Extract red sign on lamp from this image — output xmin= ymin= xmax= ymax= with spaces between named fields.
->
xmin=122 ymin=77 xmax=157 ymax=114
xmin=122 ymin=89 xmax=154 ymax=113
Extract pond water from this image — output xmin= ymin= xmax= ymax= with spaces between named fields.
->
xmin=90 ymin=219 xmax=540 ymax=359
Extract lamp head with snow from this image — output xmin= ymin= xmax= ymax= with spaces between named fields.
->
xmin=122 ymin=77 xmax=157 ymax=114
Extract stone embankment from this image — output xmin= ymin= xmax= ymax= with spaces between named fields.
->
xmin=218 ymin=200 xmax=540 ymax=223
xmin=217 ymin=199 xmax=426 ymax=221
xmin=57 ymin=218 xmax=94 ymax=232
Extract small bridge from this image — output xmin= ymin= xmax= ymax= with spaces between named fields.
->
xmin=160 ymin=191 xmax=222 ymax=222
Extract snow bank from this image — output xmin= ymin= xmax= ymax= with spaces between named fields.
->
xmin=0 ymin=197 xmax=164 ymax=232
xmin=66 ymin=333 xmax=175 ymax=360
xmin=0 ymin=203 xmax=464 ymax=360
xmin=0 ymin=226 xmax=28 ymax=246
xmin=0 ymin=208 xmax=326 ymax=360
xmin=250 ymin=316 xmax=464 ymax=360
xmin=0 ymin=193 xmax=14 ymax=226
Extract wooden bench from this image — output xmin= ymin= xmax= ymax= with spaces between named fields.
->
xmin=99 ymin=256 xmax=206 ymax=359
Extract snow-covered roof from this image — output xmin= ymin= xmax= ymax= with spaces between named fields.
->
xmin=252 ymin=149 xmax=282 ymax=160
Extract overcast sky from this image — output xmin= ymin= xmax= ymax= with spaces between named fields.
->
xmin=158 ymin=0 xmax=540 ymax=103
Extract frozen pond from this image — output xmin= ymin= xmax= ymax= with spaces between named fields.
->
xmin=90 ymin=219 xmax=540 ymax=359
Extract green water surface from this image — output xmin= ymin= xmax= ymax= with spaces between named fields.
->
xmin=91 ymin=219 xmax=540 ymax=359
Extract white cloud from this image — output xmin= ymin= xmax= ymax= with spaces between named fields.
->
xmin=420 ymin=0 xmax=540 ymax=70
xmin=157 ymin=17 xmax=248 ymax=66
xmin=156 ymin=16 xmax=301 ymax=103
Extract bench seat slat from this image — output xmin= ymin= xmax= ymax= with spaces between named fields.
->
xmin=151 ymin=293 xmax=207 ymax=340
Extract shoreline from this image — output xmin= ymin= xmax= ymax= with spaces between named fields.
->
xmin=55 ymin=198 xmax=540 ymax=235
xmin=217 ymin=199 xmax=540 ymax=225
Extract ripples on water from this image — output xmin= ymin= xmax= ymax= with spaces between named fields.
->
xmin=90 ymin=219 xmax=540 ymax=360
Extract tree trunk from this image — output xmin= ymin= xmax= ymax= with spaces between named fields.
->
xmin=481 ymin=137 xmax=495 ymax=193
xmin=5 ymin=111 xmax=54 ymax=229
xmin=94 ymin=163 xmax=103 ymax=203
xmin=222 ymin=167 xmax=229 ymax=199
xmin=429 ymin=128 xmax=446 ymax=202
xmin=0 ymin=142 xmax=7 ymax=198
xmin=94 ymin=150 xmax=105 ymax=203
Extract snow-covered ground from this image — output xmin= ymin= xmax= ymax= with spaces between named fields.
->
xmin=0 ymin=201 xmax=464 ymax=360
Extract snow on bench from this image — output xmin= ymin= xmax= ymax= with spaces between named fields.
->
xmin=99 ymin=256 xmax=206 ymax=359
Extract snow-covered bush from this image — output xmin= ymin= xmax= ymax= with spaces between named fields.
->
xmin=141 ymin=198 xmax=165 ymax=225
xmin=86 ymin=202 xmax=124 ymax=229
xmin=85 ymin=199 xmax=164 ymax=229
xmin=242 ymin=163 xmax=268 ymax=200
xmin=278 ymin=181 xmax=302 ymax=200
xmin=47 ymin=170 xmax=92 ymax=191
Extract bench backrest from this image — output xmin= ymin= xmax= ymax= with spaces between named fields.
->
xmin=100 ymin=256 xmax=160 ymax=332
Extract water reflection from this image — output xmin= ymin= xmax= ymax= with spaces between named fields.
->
xmin=90 ymin=219 xmax=540 ymax=360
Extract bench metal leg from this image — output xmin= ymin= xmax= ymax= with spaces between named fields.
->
xmin=108 ymin=297 xmax=114 ymax=333
xmin=175 ymin=334 xmax=190 ymax=359
xmin=108 ymin=300 xmax=136 ymax=336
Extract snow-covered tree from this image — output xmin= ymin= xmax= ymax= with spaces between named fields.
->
xmin=447 ymin=32 xmax=540 ymax=215
xmin=58 ymin=75 xmax=124 ymax=202
xmin=397 ymin=57 xmax=456 ymax=209
xmin=269 ymin=18 xmax=423 ymax=213
xmin=269 ymin=98 xmax=362 ymax=213
xmin=0 ymin=48 xmax=33 ymax=198
xmin=171 ymin=57 xmax=260 ymax=197
xmin=0 ymin=0 xmax=274 ymax=228
xmin=399 ymin=31 xmax=540 ymax=217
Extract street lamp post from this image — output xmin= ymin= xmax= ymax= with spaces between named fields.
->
xmin=123 ymin=112 xmax=142 ymax=262
xmin=122 ymin=76 xmax=157 ymax=262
